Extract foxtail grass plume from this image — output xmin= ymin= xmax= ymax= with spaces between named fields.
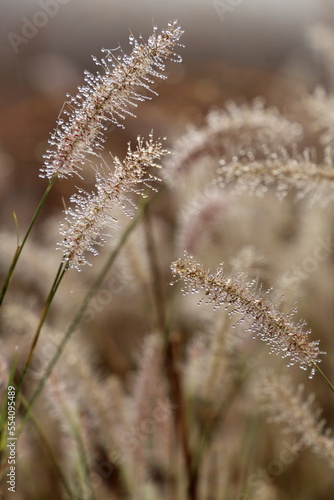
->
xmin=163 ymin=99 xmax=302 ymax=186
xmin=171 ymin=252 xmax=323 ymax=376
xmin=59 ymin=134 xmax=167 ymax=270
xmin=40 ymin=21 xmax=183 ymax=179
xmin=127 ymin=334 xmax=164 ymax=488
xmin=216 ymin=146 xmax=334 ymax=206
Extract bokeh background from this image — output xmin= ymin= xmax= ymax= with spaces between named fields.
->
xmin=1 ymin=2 xmax=334 ymax=499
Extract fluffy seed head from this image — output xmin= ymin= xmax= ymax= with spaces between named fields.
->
xmin=59 ymin=134 xmax=167 ymax=270
xmin=164 ymin=99 xmax=302 ymax=186
xmin=41 ymin=21 xmax=183 ymax=180
xmin=171 ymin=252 xmax=324 ymax=376
xmin=216 ymin=146 xmax=334 ymax=206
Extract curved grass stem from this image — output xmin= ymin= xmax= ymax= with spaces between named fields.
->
xmin=0 ymin=174 xmax=58 ymax=307
xmin=313 ymin=362 xmax=334 ymax=393
xmin=16 ymin=261 xmax=68 ymax=399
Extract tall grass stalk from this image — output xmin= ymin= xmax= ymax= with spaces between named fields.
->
xmin=18 ymin=190 xmax=161 ymax=433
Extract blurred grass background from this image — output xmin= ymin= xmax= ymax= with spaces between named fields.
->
xmin=1 ymin=2 xmax=334 ymax=499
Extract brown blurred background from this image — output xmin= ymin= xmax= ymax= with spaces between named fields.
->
xmin=2 ymin=4 xmax=334 ymax=499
